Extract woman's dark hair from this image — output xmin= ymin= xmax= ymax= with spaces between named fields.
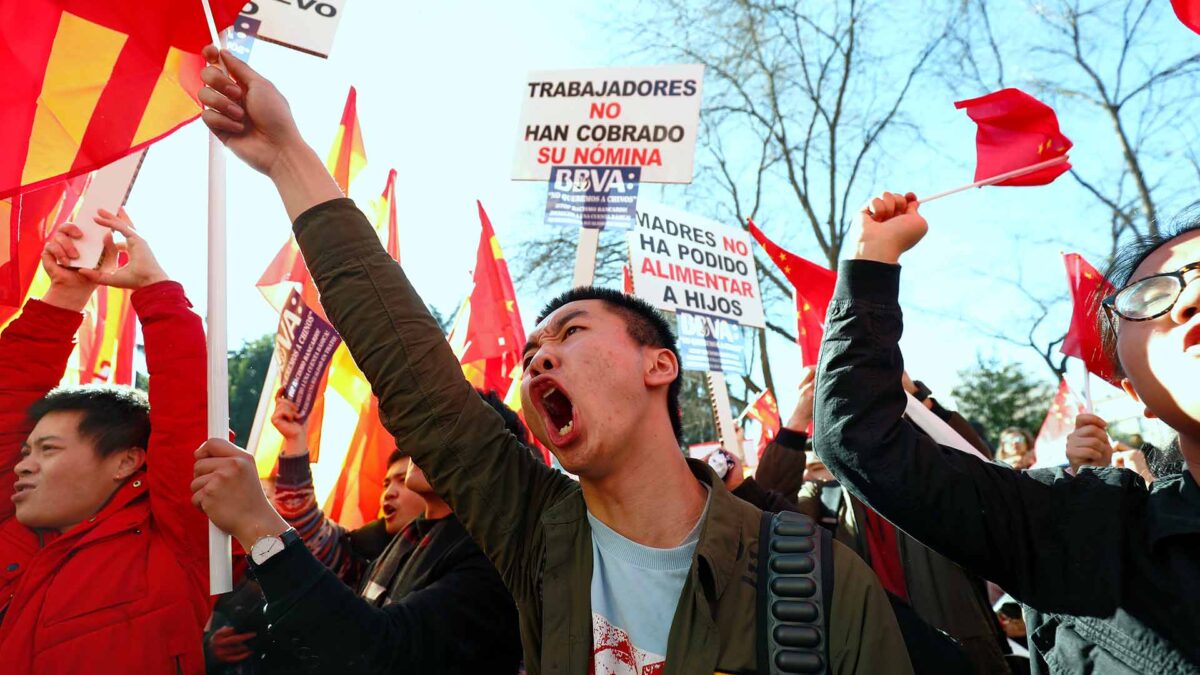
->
xmin=1099 ymin=215 xmax=1200 ymax=378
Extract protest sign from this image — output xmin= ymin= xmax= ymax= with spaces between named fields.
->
xmin=239 ymin=0 xmax=347 ymax=58
xmin=225 ymin=15 xmax=262 ymax=60
xmin=513 ymin=64 xmax=704 ymax=184
xmin=628 ymin=202 xmax=765 ymax=328
xmin=274 ymin=289 xmax=342 ymax=420
xmin=544 ymin=166 xmax=640 ymax=229
xmin=677 ymin=310 xmax=749 ymax=375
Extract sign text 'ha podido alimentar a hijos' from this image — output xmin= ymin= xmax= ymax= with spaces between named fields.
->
xmin=513 ymin=64 xmax=705 ymax=184
xmin=628 ymin=202 xmax=764 ymax=328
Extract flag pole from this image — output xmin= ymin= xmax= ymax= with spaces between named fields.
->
xmin=200 ymin=0 xmax=233 ymax=595
xmin=918 ymin=155 xmax=1069 ymax=205
xmin=1082 ymin=370 xmax=1094 ymax=413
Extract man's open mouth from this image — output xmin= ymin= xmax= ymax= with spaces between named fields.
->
xmin=382 ymin=504 xmax=397 ymax=518
xmin=1184 ymin=323 xmax=1200 ymax=354
xmin=533 ymin=378 xmax=580 ymax=446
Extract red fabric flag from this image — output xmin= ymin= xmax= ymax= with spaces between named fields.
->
xmin=78 ymin=253 xmax=136 ymax=386
xmin=954 ymin=88 xmax=1072 ymax=186
xmin=1061 ymin=253 xmax=1118 ymax=385
xmin=0 ymin=180 xmax=76 ymax=327
xmin=454 ymin=202 xmax=526 ymax=396
xmin=1173 ymin=0 xmax=1200 ymax=35
xmin=1032 ymin=378 xmax=1087 ymax=469
xmin=0 ymin=0 xmax=245 ymax=199
xmin=622 ymin=264 xmax=634 ymax=294
xmin=747 ymin=220 xmax=836 ymax=366
xmin=742 ymin=389 xmax=782 ymax=457
xmin=326 ymin=87 xmax=367 ymax=194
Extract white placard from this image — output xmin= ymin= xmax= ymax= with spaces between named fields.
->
xmin=69 ymin=151 xmax=145 ymax=270
xmin=239 ymin=0 xmax=347 ymax=58
xmin=627 ymin=202 xmax=765 ymax=327
xmin=513 ymin=64 xmax=704 ymax=184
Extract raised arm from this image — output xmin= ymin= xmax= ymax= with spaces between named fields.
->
xmin=85 ymin=210 xmax=210 ymax=587
xmin=813 ymin=192 xmax=1133 ymax=616
xmin=0 ymin=228 xmax=107 ymax=518
xmin=196 ymin=48 xmax=577 ymax=598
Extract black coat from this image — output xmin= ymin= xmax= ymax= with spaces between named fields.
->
xmin=814 ymin=259 xmax=1200 ymax=674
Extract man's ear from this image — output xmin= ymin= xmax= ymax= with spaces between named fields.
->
xmin=1120 ymin=377 xmax=1157 ymax=419
xmin=645 ymin=347 xmax=679 ymax=388
xmin=113 ymin=446 xmax=147 ymax=481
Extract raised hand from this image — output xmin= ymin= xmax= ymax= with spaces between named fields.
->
xmin=199 ymin=46 xmax=303 ymax=178
xmin=77 ymin=209 xmax=168 ymax=290
xmin=271 ymin=391 xmax=309 ymax=456
xmin=40 ymin=224 xmax=114 ymax=311
xmin=191 ymin=438 xmax=289 ymax=550
xmin=1066 ymin=413 xmax=1114 ymax=474
xmin=855 ymin=191 xmax=928 ymax=264
xmin=787 ymin=366 xmax=816 ymax=431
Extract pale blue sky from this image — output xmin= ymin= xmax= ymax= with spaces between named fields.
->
xmin=122 ymin=1 xmax=1198 ymax=439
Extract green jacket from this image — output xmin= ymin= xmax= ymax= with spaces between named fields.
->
xmin=293 ymin=199 xmax=911 ymax=675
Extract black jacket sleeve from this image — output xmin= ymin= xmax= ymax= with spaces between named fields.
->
xmin=254 ymin=540 xmax=515 ymax=673
xmin=753 ymin=428 xmax=809 ymax=496
xmin=813 ymin=259 xmax=1141 ymax=616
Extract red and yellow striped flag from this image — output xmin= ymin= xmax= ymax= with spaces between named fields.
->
xmin=323 ymin=169 xmax=401 ymax=527
xmin=0 ymin=176 xmax=85 ymax=329
xmin=0 ymin=1 xmax=245 ymax=199
xmin=77 ymin=260 xmax=136 ymax=385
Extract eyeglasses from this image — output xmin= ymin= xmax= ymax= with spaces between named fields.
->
xmin=1103 ymin=261 xmax=1200 ymax=322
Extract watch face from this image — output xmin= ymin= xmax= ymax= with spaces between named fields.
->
xmin=252 ymin=536 xmax=284 ymax=564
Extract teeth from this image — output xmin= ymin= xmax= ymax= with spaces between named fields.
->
xmin=542 ymin=387 xmax=557 ymax=400
xmin=559 ymin=420 xmax=574 ymax=436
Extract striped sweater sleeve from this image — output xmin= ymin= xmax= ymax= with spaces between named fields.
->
xmin=273 ymin=453 xmax=359 ymax=585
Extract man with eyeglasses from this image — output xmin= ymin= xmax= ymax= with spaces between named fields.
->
xmin=811 ymin=191 xmax=1200 ymax=673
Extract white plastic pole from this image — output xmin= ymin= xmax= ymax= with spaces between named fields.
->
xmin=200 ymin=0 xmax=232 ymax=595
xmin=918 ymin=155 xmax=1069 ymax=205
xmin=572 ymin=228 xmax=600 ymax=287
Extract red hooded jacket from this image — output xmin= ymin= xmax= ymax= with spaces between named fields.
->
xmin=0 ymin=281 xmax=209 ymax=674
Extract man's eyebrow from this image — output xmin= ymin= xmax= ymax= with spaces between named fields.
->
xmin=30 ymin=435 xmax=63 ymax=445
xmin=523 ymin=309 xmax=589 ymax=355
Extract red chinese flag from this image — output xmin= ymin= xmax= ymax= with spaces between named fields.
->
xmin=0 ymin=0 xmax=245 ymax=198
xmin=1033 ymin=378 xmax=1087 ymax=468
xmin=1173 ymin=1 xmax=1200 ymax=35
xmin=459 ymin=202 xmax=526 ymax=396
xmin=747 ymin=220 xmax=836 ymax=366
xmin=954 ymin=88 xmax=1073 ymax=186
xmin=1061 ymin=253 xmax=1118 ymax=385
xmin=742 ymin=389 xmax=782 ymax=457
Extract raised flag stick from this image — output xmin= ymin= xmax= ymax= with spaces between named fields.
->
xmin=1082 ymin=371 xmax=1094 ymax=413
xmin=200 ymin=0 xmax=232 ymax=595
xmin=918 ymin=155 xmax=1069 ymax=205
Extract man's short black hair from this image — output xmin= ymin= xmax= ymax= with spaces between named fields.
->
xmin=27 ymin=385 xmax=150 ymax=458
xmin=1100 ymin=216 xmax=1200 ymax=378
xmin=477 ymin=388 xmax=529 ymax=446
xmin=387 ymin=448 xmax=407 ymax=467
xmin=537 ymin=286 xmax=682 ymax=443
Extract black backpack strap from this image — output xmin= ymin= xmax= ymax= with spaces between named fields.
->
xmin=756 ymin=510 xmax=829 ymax=675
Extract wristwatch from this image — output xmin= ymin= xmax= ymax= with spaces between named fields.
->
xmin=249 ymin=527 xmax=300 ymax=566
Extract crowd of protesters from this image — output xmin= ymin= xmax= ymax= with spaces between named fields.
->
xmin=0 ymin=44 xmax=1196 ymax=675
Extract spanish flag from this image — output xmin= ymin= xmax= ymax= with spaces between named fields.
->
xmin=0 ymin=176 xmax=85 ymax=329
xmin=78 ymin=263 xmax=136 ymax=385
xmin=0 ymin=0 xmax=245 ymax=199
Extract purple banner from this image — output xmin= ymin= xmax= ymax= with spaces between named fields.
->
xmin=275 ymin=289 xmax=342 ymax=420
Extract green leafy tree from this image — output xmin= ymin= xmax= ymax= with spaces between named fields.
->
xmin=950 ymin=356 xmax=1055 ymax=446
xmin=228 ymin=334 xmax=275 ymax=445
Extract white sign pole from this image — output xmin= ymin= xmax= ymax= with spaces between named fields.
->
xmin=706 ymin=372 xmax=743 ymax=460
xmin=200 ymin=0 xmax=232 ymax=595
xmin=572 ymin=228 xmax=600 ymax=287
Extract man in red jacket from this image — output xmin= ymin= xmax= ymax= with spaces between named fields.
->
xmin=0 ymin=209 xmax=210 ymax=674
